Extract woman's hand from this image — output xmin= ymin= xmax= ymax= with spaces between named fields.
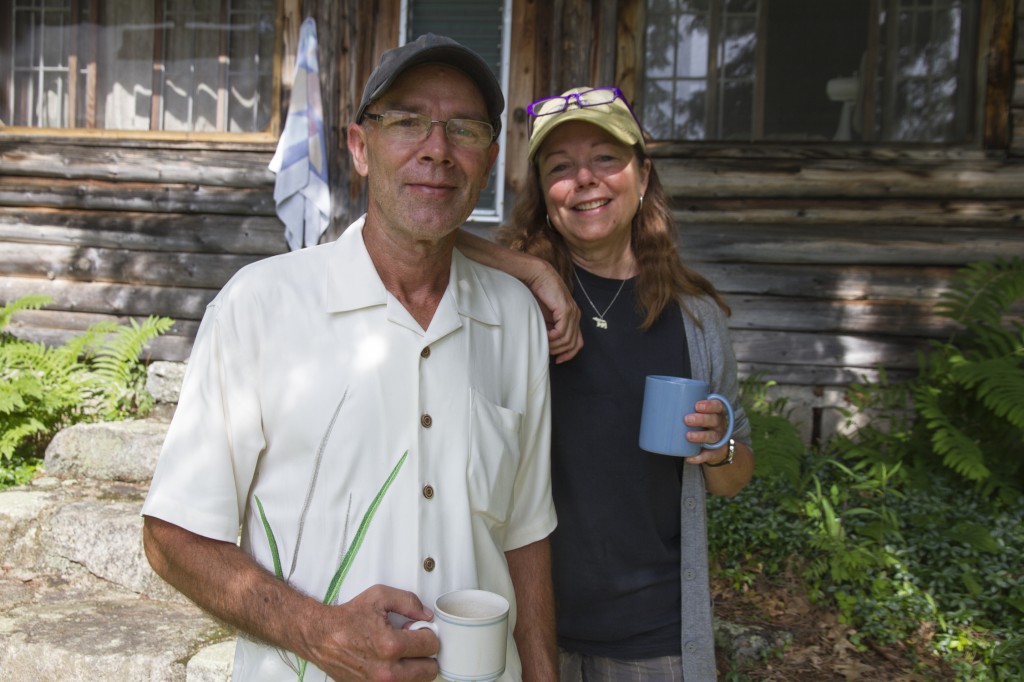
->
xmin=684 ymin=399 xmax=755 ymax=496
xmin=526 ymin=265 xmax=582 ymax=363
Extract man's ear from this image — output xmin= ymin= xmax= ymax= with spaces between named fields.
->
xmin=347 ymin=122 xmax=370 ymax=178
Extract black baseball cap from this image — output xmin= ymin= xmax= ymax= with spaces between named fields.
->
xmin=356 ymin=33 xmax=504 ymax=136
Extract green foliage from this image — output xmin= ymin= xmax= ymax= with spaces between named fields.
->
xmin=739 ymin=376 xmax=805 ymax=487
xmin=0 ymin=295 xmax=173 ymax=475
xmin=710 ymin=257 xmax=1024 ymax=680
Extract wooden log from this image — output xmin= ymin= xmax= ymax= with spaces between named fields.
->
xmin=0 ymin=176 xmax=276 ymax=215
xmin=730 ymin=329 xmax=925 ymax=370
xmin=5 ymin=324 xmax=194 ymax=362
xmin=725 ymin=295 xmax=955 ymax=338
xmin=0 ymin=208 xmax=287 ymax=256
xmin=655 ymin=155 xmax=1024 ymax=200
xmin=737 ymin=361 xmax=915 ymax=387
xmin=8 ymin=308 xmax=200 ymax=337
xmin=0 ymin=276 xmax=216 ymax=321
xmin=691 ymin=262 xmax=959 ymax=300
xmin=0 ymin=242 xmax=264 ymax=289
xmin=0 ymin=142 xmax=275 ymax=187
xmin=677 ymin=224 xmax=1023 ymax=265
xmin=669 ymin=198 xmax=1024 ymax=227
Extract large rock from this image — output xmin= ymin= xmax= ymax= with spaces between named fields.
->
xmin=0 ymin=593 xmax=232 ymax=681
xmin=43 ymin=420 xmax=168 ymax=482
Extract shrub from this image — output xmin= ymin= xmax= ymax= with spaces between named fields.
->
xmin=711 ymin=257 xmax=1024 ymax=680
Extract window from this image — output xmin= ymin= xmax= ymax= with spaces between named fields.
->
xmin=1 ymin=0 xmax=277 ymax=134
xmin=404 ymin=0 xmax=509 ymax=221
xmin=643 ymin=0 xmax=979 ymax=144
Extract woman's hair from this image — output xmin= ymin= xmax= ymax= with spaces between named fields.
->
xmin=496 ymin=146 xmax=730 ymax=330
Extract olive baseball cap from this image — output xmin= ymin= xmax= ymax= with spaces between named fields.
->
xmin=528 ymin=87 xmax=645 ymax=160
xmin=356 ymin=33 xmax=505 ymax=136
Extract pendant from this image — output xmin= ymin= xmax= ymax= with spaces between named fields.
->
xmin=593 ymin=316 xmax=608 ymax=330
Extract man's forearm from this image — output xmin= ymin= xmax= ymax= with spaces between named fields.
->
xmin=506 ymin=538 xmax=558 ymax=681
xmin=142 ymin=515 xmax=323 ymax=655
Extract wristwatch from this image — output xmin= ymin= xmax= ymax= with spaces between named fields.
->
xmin=704 ymin=438 xmax=735 ymax=468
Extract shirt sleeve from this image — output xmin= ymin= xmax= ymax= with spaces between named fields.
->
xmin=141 ymin=285 xmax=266 ymax=543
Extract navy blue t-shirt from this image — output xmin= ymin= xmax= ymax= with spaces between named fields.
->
xmin=550 ymin=267 xmax=690 ymax=659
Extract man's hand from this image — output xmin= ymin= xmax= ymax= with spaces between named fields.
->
xmin=302 ymin=585 xmax=440 ymax=681
xmin=142 ymin=517 xmax=439 ymax=681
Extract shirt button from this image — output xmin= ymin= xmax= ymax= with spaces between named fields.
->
xmin=422 ymin=484 xmax=435 ymax=499
xmin=421 ymin=414 xmax=433 ymax=428
xmin=421 ymin=346 xmax=431 ymax=358
xmin=423 ymin=557 xmax=436 ymax=572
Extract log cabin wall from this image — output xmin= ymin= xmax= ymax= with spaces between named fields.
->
xmin=1 ymin=0 xmax=1022 ymax=444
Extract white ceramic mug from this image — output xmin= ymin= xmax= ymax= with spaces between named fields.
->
xmin=409 ymin=589 xmax=509 ymax=682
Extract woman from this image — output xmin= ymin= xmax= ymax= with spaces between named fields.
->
xmin=460 ymin=86 xmax=753 ymax=682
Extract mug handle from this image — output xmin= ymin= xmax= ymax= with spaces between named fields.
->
xmin=703 ymin=393 xmax=734 ymax=450
xmin=409 ymin=620 xmax=438 ymax=635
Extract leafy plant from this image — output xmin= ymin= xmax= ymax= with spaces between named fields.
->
xmin=739 ymin=375 xmax=806 ymax=487
xmin=0 ymin=295 xmax=173 ymax=471
xmin=711 ymin=258 xmax=1024 ymax=679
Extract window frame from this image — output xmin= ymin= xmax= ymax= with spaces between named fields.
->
xmin=400 ymin=0 xmax=511 ymax=224
xmin=630 ymin=0 xmax=1013 ymax=150
xmin=0 ymin=0 xmax=287 ymax=142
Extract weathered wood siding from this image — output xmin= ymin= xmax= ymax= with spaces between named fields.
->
xmin=1 ymin=0 xmax=1022 ymax=442
xmin=0 ymin=138 xmax=284 ymax=360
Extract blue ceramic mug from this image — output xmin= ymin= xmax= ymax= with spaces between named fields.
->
xmin=639 ymin=375 xmax=735 ymax=457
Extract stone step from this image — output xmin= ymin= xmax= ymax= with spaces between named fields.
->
xmin=0 ymin=411 xmax=236 ymax=681
xmin=0 ymin=587 xmax=234 ymax=681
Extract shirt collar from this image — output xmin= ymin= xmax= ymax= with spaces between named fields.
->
xmin=325 ymin=216 xmax=500 ymax=327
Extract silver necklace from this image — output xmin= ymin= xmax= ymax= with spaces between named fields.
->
xmin=573 ymin=267 xmax=627 ymax=330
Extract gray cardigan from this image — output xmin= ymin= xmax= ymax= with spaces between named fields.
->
xmin=679 ymin=296 xmax=752 ymax=681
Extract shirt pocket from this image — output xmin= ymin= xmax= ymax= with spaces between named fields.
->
xmin=467 ymin=388 xmax=523 ymax=527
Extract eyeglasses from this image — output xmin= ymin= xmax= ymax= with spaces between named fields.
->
xmin=526 ymin=87 xmax=641 ymax=124
xmin=361 ymin=111 xmax=496 ymax=150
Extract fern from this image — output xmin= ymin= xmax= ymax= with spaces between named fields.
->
xmin=739 ymin=375 xmax=806 ymax=487
xmin=87 ymin=316 xmax=175 ymax=418
xmin=0 ymin=295 xmax=173 ymax=469
xmin=936 ymin=257 xmax=1024 ymax=333
xmin=914 ymin=258 xmax=1024 ymax=492
xmin=832 ymin=258 xmax=1024 ymax=495
xmin=0 ymin=294 xmax=52 ymax=331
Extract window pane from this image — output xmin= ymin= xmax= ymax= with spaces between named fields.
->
xmin=642 ymin=0 xmax=977 ymax=144
xmin=1 ymin=0 xmax=276 ymax=133
xmin=643 ymin=0 xmax=712 ymax=139
xmin=408 ymin=0 xmax=505 ymax=216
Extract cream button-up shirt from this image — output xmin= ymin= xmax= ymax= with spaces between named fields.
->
xmin=142 ymin=217 xmax=556 ymax=681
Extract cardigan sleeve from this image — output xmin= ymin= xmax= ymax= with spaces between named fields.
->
xmin=682 ymin=295 xmax=752 ymax=447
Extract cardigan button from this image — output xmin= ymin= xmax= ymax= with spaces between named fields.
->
xmin=421 ymin=346 xmax=431 ymax=358
xmin=422 ymin=484 xmax=435 ymax=499
xmin=423 ymin=557 xmax=436 ymax=572
xmin=683 ymin=569 xmax=696 ymax=581
xmin=684 ymin=496 xmax=697 ymax=509
xmin=421 ymin=414 xmax=433 ymax=428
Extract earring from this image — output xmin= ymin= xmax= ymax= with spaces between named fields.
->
xmin=639 ymin=194 xmax=644 ymax=214
xmin=546 ymin=214 xmax=553 ymax=230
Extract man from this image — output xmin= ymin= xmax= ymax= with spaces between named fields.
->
xmin=142 ymin=34 xmax=558 ymax=682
